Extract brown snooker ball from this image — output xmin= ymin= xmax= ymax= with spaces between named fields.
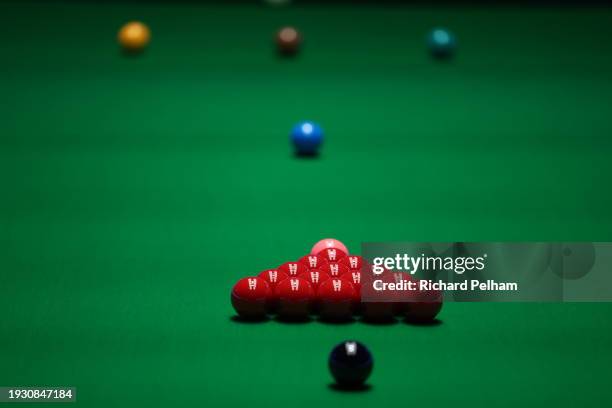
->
xmin=276 ymin=26 xmax=301 ymax=55
xmin=118 ymin=21 xmax=151 ymax=53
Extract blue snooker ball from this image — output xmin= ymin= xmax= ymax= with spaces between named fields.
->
xmin=427 ymin=28 xmax=456 ymax=59
xmin=291 ymin=121 xmax=323 ymax=155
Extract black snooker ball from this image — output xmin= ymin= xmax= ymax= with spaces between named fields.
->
xmin=328 ymin=340 xmax=373 ymax=387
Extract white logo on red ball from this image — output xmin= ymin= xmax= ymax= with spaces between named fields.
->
xmin=332 ymin=280 xmax=342 ymax=291
xmin=328 ymin=249 xmax=337 ymax=261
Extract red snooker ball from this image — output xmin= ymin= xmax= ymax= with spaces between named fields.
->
xmin=360 ymin=270 xmax=397 ymax=322
xmin=318 ymin=278 xmax=356 ymax=321
xmin=258 ymin=269 xmax=289 ymax=289
xmin=311 ymin=238 xmax=349 ymax=256
xmin=298 ymin=254 xmax=325 ymax=271
xmin=320 ymin=261 xmax=349 ymax=278
xmin=299 ymin=270 xmax=330 ymax=313
xmin=340 ymin=255 xmax=365 ymax=271
xmin=361 ymin=302 xmax=395 ymax=322
xmin=316 ymin=247 xmax=348 ymax=264
xmin=231 ymin=276 xmax=272 ymax=319
xmin=340 ymin=270 xmax=362 ymax=293
xmin=389 ymin=271 xmax=414 ymax=315
xmin=340 ymin=270 xmax=362 ymax=311
xmin=404 ymin=282 xmax=443 ymax=323
xmin=298 ymin=270 xmax=330 ymax=290
xmin=277 ymin=261 xmax=308 ymax=277
xmin=275 ymin=277 xmax=315 ymax=320
xmin=258 ymin=269 xmax=290 ymax=312
xmin=405 ymin=301 xmax=443 ymax=323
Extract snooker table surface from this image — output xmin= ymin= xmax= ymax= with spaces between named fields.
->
xmin=2 ymin=1 xmax=612 ymax=407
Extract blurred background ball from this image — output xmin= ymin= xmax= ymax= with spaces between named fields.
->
xmin=427 ymin=27 xmax=456 ymax=59
xmin=550 ymin=243 xmax=596 ymax=280
xmin=276 ymin=26 xmax=302 ymax=56
xmin=118 ymin=21 xmax=151 ymax=53
xmin=263 ymin=0 xmax=293 ymax=6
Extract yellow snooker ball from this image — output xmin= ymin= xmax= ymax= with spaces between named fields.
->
xmin=118 ymin=21 xmax=150 ymax=52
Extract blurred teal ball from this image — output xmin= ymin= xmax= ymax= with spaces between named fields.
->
xmin=427 ymin=28 xmax=456 ymax=59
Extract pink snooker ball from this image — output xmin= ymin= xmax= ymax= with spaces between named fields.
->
xmin=310 ymin=238 xmax=349 ymax=256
